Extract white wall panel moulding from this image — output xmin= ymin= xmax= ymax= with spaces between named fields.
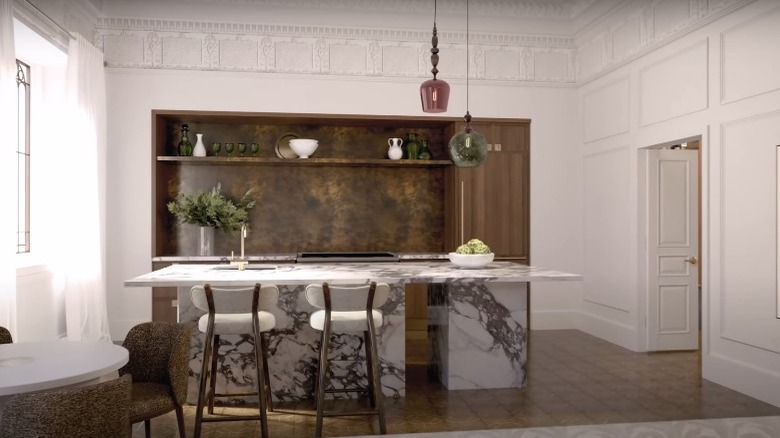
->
xmin=719 ymin=111 xmax=780 ymax=355
xmin=583 ymin=146 xmax=633 ymax=313
xmin=638 ymin=39 xmax=709 ymax=127
xmin=582 ymin=76 xmax=630 ymax=143
xmin=720 ymin=5 xmax=780 ymax=105
xmin=777 ymin=144 xmax=780 ymax=320
xmin=576 ymin=0 xmax=752 ymax=84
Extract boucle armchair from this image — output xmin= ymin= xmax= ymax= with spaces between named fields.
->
xmin=0 ymin=325 xmax=12 ymax=344
xmin=0 ymin=374 xmax=131 ymax=438
xmin=120 ymin=321 xmax=190 ymax=438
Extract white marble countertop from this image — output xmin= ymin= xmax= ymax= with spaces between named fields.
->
xmin=125 ymin=261 xmax=581 ymax=287
xmin=151 ymin=252 xmax=450 ymax=263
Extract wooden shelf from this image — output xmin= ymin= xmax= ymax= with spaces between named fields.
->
xmin=157 ymin=156 xmax=453 ymax=167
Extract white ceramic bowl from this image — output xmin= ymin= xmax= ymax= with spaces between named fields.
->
xmin=289 ymin=138 xmax=318 ymax=159
xmin=448 ymin=252 xmax=495 ymax=268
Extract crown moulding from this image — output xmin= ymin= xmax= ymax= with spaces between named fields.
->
xmin=102 ymin=0 xmax=598 ymax=20
xmin=94 ymin=0 xmax=751 ymax=85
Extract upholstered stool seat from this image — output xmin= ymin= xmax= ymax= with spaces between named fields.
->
xmin=308 ymin=309 xmax=384 ymax=332
xmin=191 ymin=283 xmax=278 ymax=438
xmin=196 ymin=312 xmax=276 ymax=334
xmin=305 ymin=281 xmax=389 ymax=437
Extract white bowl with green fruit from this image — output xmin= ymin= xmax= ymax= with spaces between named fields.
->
xmin=448 ymin=239 xmax=494 ymax=268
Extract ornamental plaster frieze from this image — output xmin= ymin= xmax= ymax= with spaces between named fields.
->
xmin=577 ymin=0 xmax=751 ymax=82
xmin=155 ymin=0 xmax=598 ymax=20
xmin=95 ymin=17 xmax=575 ymax=47
xmin=95 ymin=0 xmax=752 ymax=83
xmin=94 ymin=20 xmax=577 ymax=84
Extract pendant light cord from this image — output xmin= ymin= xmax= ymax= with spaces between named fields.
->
xmin=463 ymin=0 xmax=472 ymax=128
xmin=466 ymin=0 xmax=470 ymax=112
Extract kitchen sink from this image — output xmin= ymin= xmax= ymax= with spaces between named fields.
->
xmin=211 ymin=264 xmax=277 ymax=270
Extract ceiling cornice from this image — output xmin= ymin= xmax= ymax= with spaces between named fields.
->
xmin=100 ymin=0 xmax=599 ymax=20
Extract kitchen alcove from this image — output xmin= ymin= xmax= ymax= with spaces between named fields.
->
xmin=150 ymin=110 xmax=530 ymax=322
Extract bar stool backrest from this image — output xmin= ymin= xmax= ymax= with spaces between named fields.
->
xmin=305 ymin=282 xmax=390 ymax=311
xmin=190 ymin=284 xmax=279 ymax=314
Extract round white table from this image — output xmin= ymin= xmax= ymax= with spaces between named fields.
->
xmin=0 ymin=340 xmax=129 ymax=397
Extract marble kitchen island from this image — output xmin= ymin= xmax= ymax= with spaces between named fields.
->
xmin=125 ymin=261 xmax=580 ymax=402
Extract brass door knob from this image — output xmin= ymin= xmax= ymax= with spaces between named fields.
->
xmin=685 ymin=256 xmax=698 ymax=265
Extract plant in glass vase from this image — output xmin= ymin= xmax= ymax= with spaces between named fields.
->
xmin=167 ymin=183 xmax=256 ymax=256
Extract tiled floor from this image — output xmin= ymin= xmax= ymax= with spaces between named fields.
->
xmin=133 ymin=329 xmax=780 ymax=437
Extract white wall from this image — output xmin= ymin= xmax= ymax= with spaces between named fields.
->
xmin=577 ymin=0 xmax=780 ymax=407
xmin=15 ymin=265 xmax=64 ymax=341
xmin=105 ymin=71 xmax=582 ymax=338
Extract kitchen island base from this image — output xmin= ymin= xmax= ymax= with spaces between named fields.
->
xmin=429 ymin=282 xmax=528 ymax=390
xmin=178 ymin=281 xmax=527 ymax=403
xmin=122 ymin=261 xmax=579 ymax=403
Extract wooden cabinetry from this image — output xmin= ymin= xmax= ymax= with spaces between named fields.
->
xmin=444 ymin=121 xmax=530 ymax=261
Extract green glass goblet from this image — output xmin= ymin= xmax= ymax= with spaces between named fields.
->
xmin=250 ymin=143 xmax=259 ymax=155
xmin=224 ymin=142 xmax=234 ymax=155
xmin=237 ymin=142 xmax=247 ymax=156
xmin=211 ymin=142 xmax=221 ymax=156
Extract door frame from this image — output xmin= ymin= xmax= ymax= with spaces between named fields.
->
xmin=637 ymin=135 xmax=702 ymax=352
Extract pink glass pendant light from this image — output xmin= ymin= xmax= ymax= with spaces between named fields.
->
xmin=420 ymin=0 xmax=450 ymax=113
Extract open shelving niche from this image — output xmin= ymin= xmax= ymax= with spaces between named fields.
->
xmin=150 ymin=110 xmax=530 ymax=323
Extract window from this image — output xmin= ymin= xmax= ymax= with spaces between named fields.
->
xmin=16 ymin=59 xmax=30 ymax=253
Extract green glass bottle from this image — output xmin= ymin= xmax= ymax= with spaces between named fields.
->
xmin=178 ymin=123 xmax=193 ymax=156
xmin=418 ymin=139 xmax=432 ymax=160
xmin=405 ymin=132 xmax=419 ymax=160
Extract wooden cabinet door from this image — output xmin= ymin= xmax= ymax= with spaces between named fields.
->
xmin=447 ymin=121 xmax=529 ymax=261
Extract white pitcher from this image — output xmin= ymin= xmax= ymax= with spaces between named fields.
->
xmin=387 ymin=137 xmax=403 ymax=160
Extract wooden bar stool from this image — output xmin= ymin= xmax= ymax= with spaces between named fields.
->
xmin=190 ymin=283 xmax=278 ymax=438
xmin=305 ymin=281 xmax=389 ymax=437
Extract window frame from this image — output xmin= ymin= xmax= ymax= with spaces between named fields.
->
xmin=16 ymin=59 xmax=31 ymax=254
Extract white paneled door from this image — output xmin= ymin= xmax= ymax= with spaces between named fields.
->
xmin=647 ymin=149 xmax=699 ymax=351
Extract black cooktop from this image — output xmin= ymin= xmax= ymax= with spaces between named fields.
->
xmin=296 ymin=252 xmax=400 ymax=263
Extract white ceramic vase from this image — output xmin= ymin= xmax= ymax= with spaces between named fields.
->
xmin=193 ymin=133 xmax=207 ymax=157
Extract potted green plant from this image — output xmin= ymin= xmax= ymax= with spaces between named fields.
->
xmin=167 ymin=183 xmax=256 ymax=255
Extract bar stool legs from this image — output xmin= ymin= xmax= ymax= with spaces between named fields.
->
xmin=191 ymin=284 xmax=278 ymax=438
xmin=205 ymin=333 xmax=274 ymax=414
xmin=307 ymin=282 xmax=389 ymax=437
xmin=314 ymin=313 xmax=331 ymax=436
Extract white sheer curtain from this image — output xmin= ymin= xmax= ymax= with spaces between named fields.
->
xmin=0 ymin=0 xmax=18 ymax=337
xmin=48 ymin=33 xmax=111 ymax=341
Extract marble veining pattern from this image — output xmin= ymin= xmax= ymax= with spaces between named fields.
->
xmin=430 ymin=282 xmax=527 ymax=390
xmin=127 ymin=261 xmax=578 ymax=403
xmin=127 ymin=261 xmax=582 ymax=288
xmin=180 ymin=282 xmax=406 ymax=404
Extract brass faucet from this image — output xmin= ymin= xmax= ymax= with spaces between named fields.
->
xmin=230 ymin=224 xmax=249 ymax=271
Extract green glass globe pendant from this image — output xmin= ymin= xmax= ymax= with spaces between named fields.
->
xmin=448 ymin=111 xmax=487 ymax=167
xmin=447 ymin=0 xmax=487 ymax=168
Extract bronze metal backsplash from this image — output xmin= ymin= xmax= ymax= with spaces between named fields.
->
xmin=165 ymin=163 xmax=445 ymax=256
